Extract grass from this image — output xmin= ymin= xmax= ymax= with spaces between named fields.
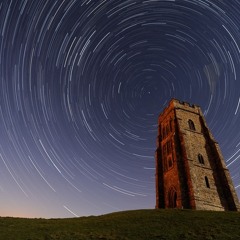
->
xmin=0 ymin=209 xmax=240 ymax=240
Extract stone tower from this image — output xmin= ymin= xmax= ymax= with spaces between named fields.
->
xmin=155 ymin=99 xmax=240 ymax=211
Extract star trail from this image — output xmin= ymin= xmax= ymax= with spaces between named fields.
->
xmin=0 ymin=0 xmax=240 ymax=218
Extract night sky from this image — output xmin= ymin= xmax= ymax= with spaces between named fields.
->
xmin=0 ymin=0 xmax=240 ymax=218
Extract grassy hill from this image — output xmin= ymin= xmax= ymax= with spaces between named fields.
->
xmin=0 ymin=209 xmax=240 ymax=240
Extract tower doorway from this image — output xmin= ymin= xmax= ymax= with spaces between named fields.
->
xmin=168 ymin=187 xmax=177 ymax=208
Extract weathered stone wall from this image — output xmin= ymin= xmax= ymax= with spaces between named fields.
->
xmin=175 ymin=108 xmax=226 ymax=210
xmin=156 ymin=99 xmax=240 ymax=211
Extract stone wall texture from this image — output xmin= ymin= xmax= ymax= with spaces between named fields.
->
xmin=155 ymin=99 xmax=240 ymax=211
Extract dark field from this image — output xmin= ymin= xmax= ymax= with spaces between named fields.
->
xmin=1 ymin=209 xmax=240 ymax=240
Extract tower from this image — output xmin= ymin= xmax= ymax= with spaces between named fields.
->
xmin=155 ymin=99 xmax=240 ymax=211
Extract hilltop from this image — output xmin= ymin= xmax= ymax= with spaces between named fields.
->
xmin=0 ymin=209 xmax=239 ymax=240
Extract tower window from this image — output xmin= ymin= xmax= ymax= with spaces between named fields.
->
xmin=162 ymin=127 xmax=165 ymax=138
xmin=169 ymin=119 xmax=172 ymax=132
xmin=166 ymin=125 xmax=169 ymax=135
xmin=166 ymin=140 xmax=172 ymax=155
xmin=198 ymin=154 xmax=205 ymax=164
xmin=205 ymin=176 xmax=210 ymax=188
xmin=188 ymin=119 xmax=196 ymax=131
xmin=168 ymin=157 xmax=173 ymax=168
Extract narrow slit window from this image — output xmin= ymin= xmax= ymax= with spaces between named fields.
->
xmin=163 ymin=127 xmax=166 ymax=138
xmin=205 ymin=176 xmax=210 ymax=188
xmin=169 ymin=119 xmax=172 ymax=132
xmin=198 ymin=154 xmax=205 ymax=164
xmin=166 ymin=125 xmax=169 ymax=135
xmin=168 ymin=157 xmax=173 ymax=168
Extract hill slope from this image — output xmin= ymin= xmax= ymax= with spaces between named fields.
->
xmin=0 ymin=209 xmax=240 ymax=240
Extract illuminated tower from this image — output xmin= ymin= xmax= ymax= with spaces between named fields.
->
xmin=155 ymin=99 xmax=240 ymax=211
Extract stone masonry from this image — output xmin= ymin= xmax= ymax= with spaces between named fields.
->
xmin=155 ymin=99 xmax=240 ymax=211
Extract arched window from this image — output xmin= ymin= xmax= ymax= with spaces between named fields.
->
xmin=198 ymin=154 xmax=205 ymax=164
xmin=205 ymin=176 xmax=210 ymax=188
xmin=188 ymin=119 xmax=196 ymax=131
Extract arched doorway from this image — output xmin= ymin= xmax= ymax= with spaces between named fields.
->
xmin=168 ymin=187 xmax=177 ymax=208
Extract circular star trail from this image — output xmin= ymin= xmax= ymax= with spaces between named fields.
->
xmin=0 ymin=0 xmax=240 ymax=218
